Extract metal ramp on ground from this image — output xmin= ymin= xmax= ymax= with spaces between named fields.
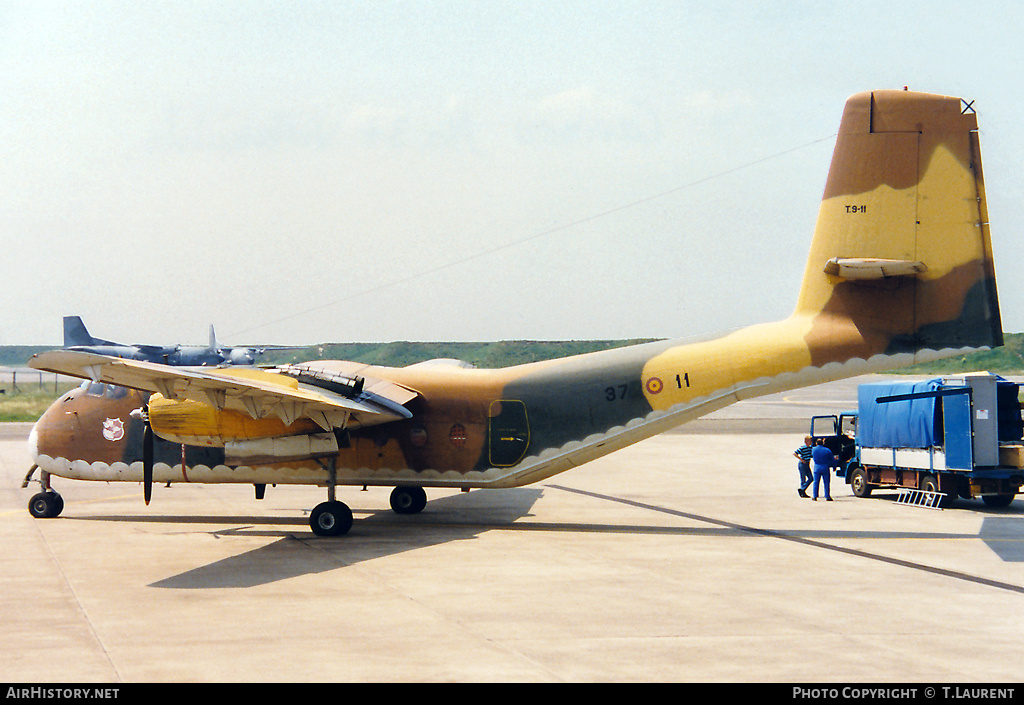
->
xmin=896 ymin=488 xmax=944 ymax=510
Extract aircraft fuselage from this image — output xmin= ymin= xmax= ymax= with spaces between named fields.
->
xmin=32 ymin=339 xmax=682 ymax=491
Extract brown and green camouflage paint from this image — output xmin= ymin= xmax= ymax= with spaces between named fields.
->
xmin=30 ymin=90 xmax=1004 ymax=491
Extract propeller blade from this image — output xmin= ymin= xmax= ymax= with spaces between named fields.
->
xmin=143 ymin=422 xmax=153 ymax=505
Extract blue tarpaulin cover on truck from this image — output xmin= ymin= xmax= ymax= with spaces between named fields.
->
xmin=858 ymin=379 xmax=943 ymax=449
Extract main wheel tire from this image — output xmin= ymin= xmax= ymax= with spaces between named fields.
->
xmin=390 ymin=486 xmax=427 ymax=515
xmin=848 ymin=466 xmax=873 ymax=498
xmin=940 ymin=477 xmax=959 ymax=508
xmin=28 ymin=491 xmax=63 ymax=519
xmin=919 ymin=475 xmax=954 ymax=508
xmin=309 ymin=501 xmax=353 ymax=536
xmin=982 ymin=493 xmax=1015 ymax=508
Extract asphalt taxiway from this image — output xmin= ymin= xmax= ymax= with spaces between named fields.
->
xmin=4 ymin=374 xmax=1024 ymax=682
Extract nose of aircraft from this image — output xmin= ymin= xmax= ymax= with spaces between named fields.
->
xmin=28 ymin=387 xmax=73 ymax=464
xmin=29 ymin=383 xmax=152 ymax=472
xmin=27 ymin=421 xmax=39 ymax=463
xmin=27 ymin=395 xmax=71 ymax=472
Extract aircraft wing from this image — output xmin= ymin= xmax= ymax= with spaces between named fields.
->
xmin=133 ymin=344 xmax=169 ymax=354
xmin=28 ymin=350 xmax=418 ymax=431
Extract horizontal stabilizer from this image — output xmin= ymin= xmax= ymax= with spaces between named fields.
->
xmin=823 ymin=257 xmax=927 ymax=280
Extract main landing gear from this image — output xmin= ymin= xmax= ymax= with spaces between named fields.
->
xmin=309 ymin=459 xmax=353 ymax=537
xmin=309 ymin=500 xmax=354 ymax=537
xmin=389 ymin=486 xmax=427 ymax=514
xmin=307 ymin=459 xmax=429 ymax=536
xmin=308 ymin=486 xmax=428 ymax=536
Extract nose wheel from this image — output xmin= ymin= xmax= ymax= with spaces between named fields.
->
xmin=28 ymin=491 xmax=64 ymax=519
xmin=25 ymin=466 xmax=64 ymax=519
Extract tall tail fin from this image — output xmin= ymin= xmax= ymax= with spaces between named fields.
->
xmin=63 ymin=316 xmax=96 ymax=347
xmin=795 ymin=89 xmax=1002 ymax=366
xmin=62 ymin=316 xmax=120 ymax=348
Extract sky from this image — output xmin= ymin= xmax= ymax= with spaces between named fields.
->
xmin=2 ymin=1 xmax=1022 ymax=346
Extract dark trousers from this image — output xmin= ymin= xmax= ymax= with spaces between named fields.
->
xmin=798 ymin=461 xmax=812 ymax=491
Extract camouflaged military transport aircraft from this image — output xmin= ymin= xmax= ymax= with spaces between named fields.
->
xmin=25 ymin=90 xmax=1003 ymax=536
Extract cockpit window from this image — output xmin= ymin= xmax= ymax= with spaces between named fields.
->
xmin=82 ymin=382 xmax=129 ymax=399
xmin=86 ymin=382 xmax=106 ymax=396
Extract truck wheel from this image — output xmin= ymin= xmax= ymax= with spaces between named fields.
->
xmin=939 ymin=475 xmax=959 ymax=508
xmin=920 ymin=475 xmax=942 ymax=505
xmin=920 ymin=475 xmax=956 ymax=508
xmin=982 ymin=493 xmax=1015 ymax=508
xmin=849 ymin=467 xmax=872 ymax=498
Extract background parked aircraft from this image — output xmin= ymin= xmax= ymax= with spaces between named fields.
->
xmin=62 ymin=316 xmax=299 ymax=366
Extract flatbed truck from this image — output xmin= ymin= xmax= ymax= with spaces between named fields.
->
xmin=811 ymin=374 xmax=1024 ymax=508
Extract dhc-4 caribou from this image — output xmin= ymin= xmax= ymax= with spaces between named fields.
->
xmin=26 ymin=90 xmax=1003 ymax=536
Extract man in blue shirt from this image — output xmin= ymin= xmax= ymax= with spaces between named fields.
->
xmin=811 ymin=438 xmax=837 ymax=501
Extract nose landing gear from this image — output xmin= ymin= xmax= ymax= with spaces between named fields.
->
xmin=28 ymin=491 xmax=64 ymax=519
xmin=24 ymin=465 xmax=64 ymax=519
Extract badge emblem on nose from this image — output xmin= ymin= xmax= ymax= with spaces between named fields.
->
xmin=102 ymin=418 xmax=124 ymax=442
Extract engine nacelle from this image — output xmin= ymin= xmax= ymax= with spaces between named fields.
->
xmin=147 ymin=394 xmax=322 ymax=447
xmin=227 ymin=347 xmax=256 ymax=365
xmin=225 ymin=433 xmax=339 ymax=465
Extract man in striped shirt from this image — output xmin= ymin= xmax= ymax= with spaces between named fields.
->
xmin=793 ymin=436 xmax=814 ymax=498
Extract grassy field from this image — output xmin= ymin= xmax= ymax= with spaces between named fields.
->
xmin=0 ymin=384 xmax=79 ymax=422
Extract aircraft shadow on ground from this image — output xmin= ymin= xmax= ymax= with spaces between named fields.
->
xmin=62 ymin=487 xmax=1024 ymax=589
xmin=146 ymin=511 xmax=1024 ymax=588
xmin=141 ymin=488 xmax=546 ymax=589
